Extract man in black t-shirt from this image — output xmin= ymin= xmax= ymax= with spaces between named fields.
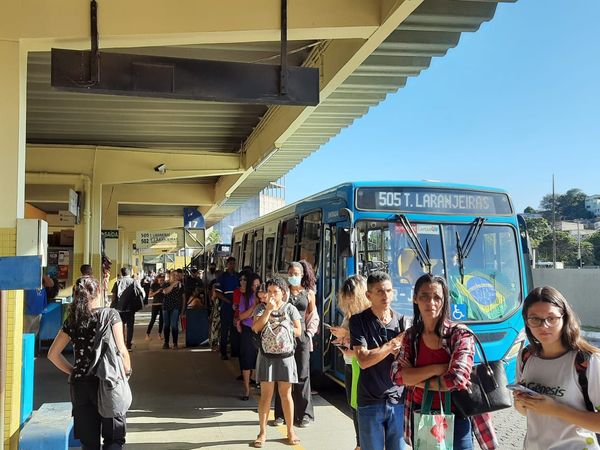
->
xmin=349 ymin=271 xmax=408 ymax=450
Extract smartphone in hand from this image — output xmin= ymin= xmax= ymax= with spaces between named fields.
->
xmin=506 ymin=384 xmax=540 ymax=397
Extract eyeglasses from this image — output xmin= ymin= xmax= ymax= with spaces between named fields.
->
xmin=526 ymin=315 xmax=563 ymax=328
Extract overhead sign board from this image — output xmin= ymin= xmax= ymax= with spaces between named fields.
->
xmin=356 ymin=187 xmax=513 ymax=216
xmin=101 ymin=230 xmax=119 ymax=239
xmin=68 ymin=189 xmax=79 ymax=217
xmin=0 ymin=256 xmax=42 ymax=290
xmin=183 ymin=208 xmax=205 ymax=229
xmin=136 ymin=229 xmax=183 ymax=251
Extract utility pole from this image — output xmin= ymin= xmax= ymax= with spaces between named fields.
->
xmin=577 ymin=219 xmax=582 ymax=268
xmin=552 ymin=174 xmax=557 ymax=268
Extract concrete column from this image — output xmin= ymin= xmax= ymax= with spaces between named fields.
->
xmin=0 ymin=40 xmax=27 ymax=449
xmin=90 ymin=180 xmax=103 ymax=280
xmin=101 ymin=186 xmax=120 ymax=293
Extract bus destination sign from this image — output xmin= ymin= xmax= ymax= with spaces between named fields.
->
xmin=356 ymin=187 xmax=512 ymax=215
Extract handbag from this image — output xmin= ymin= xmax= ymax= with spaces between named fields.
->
xmin=89 ymin=309 xmax=132 ymax=418
xmin=414 ymin=378 xmax=454 ymax=450
xmin=451 ymin=327 xmax=511 ymax=417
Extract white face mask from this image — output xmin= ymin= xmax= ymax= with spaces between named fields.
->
xmin=288 ymin=275 xmax=302 ymax=287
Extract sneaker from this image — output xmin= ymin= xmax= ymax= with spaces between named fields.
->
xmin=162 ymin=343 xmax=170 ymax=350
xmin=298 ymin=417 xmax=311 ymax=428
xmin=272 ymin=417 xmax=284 ymax=427
xmin=173 ymin=344 xmax=179 ymax=350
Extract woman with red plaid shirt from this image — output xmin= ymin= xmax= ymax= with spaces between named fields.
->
xmin=391 ymin=274 xmax=498 ymax=450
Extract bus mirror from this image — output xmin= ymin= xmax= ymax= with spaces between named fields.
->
xmin=339 ymin=227 xmax=355 ymax=258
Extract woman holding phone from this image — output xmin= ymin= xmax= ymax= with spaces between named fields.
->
xmin=252 ymin=277 xmax=302 ymax=448
xmin=330 ymin=274 xmax=371 ymax=450
xmin=514 ymin=286 xmax=600 ymax=449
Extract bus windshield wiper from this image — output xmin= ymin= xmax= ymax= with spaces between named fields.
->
xmin=455 ymin=217 xmax=486 ymax=283
xmin=394 ymin=214 xmax=432 ymax=274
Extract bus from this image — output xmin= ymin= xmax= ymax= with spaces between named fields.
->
xmin=231 ymin=181 xmax=533 ymax=385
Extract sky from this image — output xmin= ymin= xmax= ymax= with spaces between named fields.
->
xmin=284 ymin=0 xmax=600 ymax=213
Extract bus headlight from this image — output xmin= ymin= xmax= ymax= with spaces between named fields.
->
xmin=503 ymin=329 xmax=526 ymax=360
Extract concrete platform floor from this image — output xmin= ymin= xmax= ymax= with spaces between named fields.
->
xmin=34 ymin=309 xmax=358 ymax=450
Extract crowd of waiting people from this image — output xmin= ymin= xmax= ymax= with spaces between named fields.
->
xmin=47 ymin=259 xmax=600 ymax=450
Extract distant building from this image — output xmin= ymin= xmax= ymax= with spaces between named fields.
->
xmin=212 ymin=181 xmax=285 ymax=244
xmin=585 ymin=195 xmax=600 ymax=217
xmin=555 ymin=221 xmax=581 ymax=232
xmin=521 ymin=212 xmax=543 ymax=219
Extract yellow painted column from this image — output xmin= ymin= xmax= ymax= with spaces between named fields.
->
xmin=72 ymin=222 xmax=85 ymax=285
xmin=90 ymin=180 xmax=103 ymax=283
xmin=0 ymin=39 xmax=27 ymax=449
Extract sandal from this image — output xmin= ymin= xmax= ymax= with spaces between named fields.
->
xmin=287 ymin=436 xmax=301 ymax=446
xmin=253 ymin=436 xmax=265 ymax=448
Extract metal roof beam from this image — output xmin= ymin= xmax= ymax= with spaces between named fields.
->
xmin=26 ymin=145 xmax=243 ymax=184
xmin=6 ymin=0 xmax=382 ymax=51
xmin=203 ymin=0 xmax=425 ymax=220
xmin=118 ymin=215 xmax=183 ymax=232
xmin=107 ymin=183 xmax=214 ymax=207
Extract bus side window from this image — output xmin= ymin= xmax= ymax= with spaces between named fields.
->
xmin=255 ymin=229 xmax=264 ymax=275
xmin=265 ymin=237 xmax=275 ymax=278
xmin=277 ymin=217 xmax=297 ymax=272
xmin=299 ymin=211 xmax=322 ymax=272
xmin=243 ymin=231 xmax=254 ymax=270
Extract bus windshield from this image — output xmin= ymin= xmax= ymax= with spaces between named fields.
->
xmin=356 ymin=221 xmax=522 ymax=322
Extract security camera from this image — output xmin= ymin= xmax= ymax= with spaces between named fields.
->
xmin=154 ymin=163 xmax=167 ymax=174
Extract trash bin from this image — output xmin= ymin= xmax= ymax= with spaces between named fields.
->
xmin=185 ymin=308 xmax=209 ymax=347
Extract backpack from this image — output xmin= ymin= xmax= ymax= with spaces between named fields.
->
xmin=259 ymin=303 xmax=296 ymax=359
xmin=521 ymin=346 xmax=599 ymax=440
xmin=88 ymin=308 xmax=132 ymax=418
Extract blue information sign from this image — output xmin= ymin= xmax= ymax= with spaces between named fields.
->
xmin=183 ymin=207 xmax=205 ymax=229
xmin=0 ymin=256 xmax=42 ymax=290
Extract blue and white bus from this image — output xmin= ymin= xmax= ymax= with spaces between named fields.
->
xmin=231 ymin=181 xmax=532 ymax=384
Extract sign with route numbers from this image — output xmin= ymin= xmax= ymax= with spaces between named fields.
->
xmin=136 ymin=229 xmax=183 ymax=251
xmin=356 ymin=187 xmax=512 ymax=215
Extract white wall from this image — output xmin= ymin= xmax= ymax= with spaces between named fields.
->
xmin=532 ymin=268 xmax=600 ymax=328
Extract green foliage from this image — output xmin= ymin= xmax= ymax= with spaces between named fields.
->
xmin=584 ymin=231 xmax=600 ymax=265
xmin=206 ymin=230 xmax=221 ymax=245
xmin=538 ymin=230 xmax=595 ymax=266
xmin=524 ymin=206 xmax=537 ymax=214
xmin=539 ymin=188 xmax=593 ymax=221
xmin=524 ymin=217 xmax=551 ymax=248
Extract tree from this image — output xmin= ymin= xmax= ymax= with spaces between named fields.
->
xmin=524 ymin=206 xmax=537 ymax=214
xmin=579 ymin=241 xmax=595 ymax=267
xmin=524 ymin=217 xmax=551 ymax=249
xmin=539 ymin=188 xmax=593 ymax=221
xmin=585 ymin=230 xmax=600 ymax=265
xmin=206 ymin=229 xmax=221 ymax=245
xmin=561 ymin=189 xmax=593 ymax=220
xmin=538 ymin=231 xmax=576 ymax=264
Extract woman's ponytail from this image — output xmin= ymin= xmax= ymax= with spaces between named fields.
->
xmin=66 ymin=276 xmax=100 ymax=329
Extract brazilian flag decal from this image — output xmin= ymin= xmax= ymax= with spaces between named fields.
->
xmin=450 ymin=272 xmax=508 ymax=320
